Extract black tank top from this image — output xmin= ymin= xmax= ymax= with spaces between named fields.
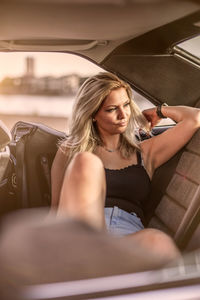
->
xmin=105 ymin=151 xmax=151 ymax=223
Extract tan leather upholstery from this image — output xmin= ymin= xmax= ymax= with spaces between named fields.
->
xmin=0 ymin=146 xmax=10 ymax=182
xmin=148 ymin=128 xmax=200 ymax=249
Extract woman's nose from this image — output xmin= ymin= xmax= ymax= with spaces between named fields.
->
xmin=118 ymin=108 xmax=126 ymax=119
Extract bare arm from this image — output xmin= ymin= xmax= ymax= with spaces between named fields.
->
xmin=141 ymin=106 xmax=200 ymax=177
xmin=51 ymin=147 xmax=68 ymax=209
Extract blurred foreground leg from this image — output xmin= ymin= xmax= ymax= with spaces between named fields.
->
xmin=0 ymin=209 xmax=185 ymax=300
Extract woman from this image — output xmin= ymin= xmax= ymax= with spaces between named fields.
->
xmin=51 ymin=72 xmax=200 ymax=263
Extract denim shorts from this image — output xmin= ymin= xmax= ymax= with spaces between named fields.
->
xmin=104 ymin=206 xmax=144 ymax=236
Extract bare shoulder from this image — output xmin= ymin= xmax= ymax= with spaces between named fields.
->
xmin=56 ymin=145 xmax=68 ymax=160
xmin=51 ymin=145 xmax=70 ymax=208
xmin=52 ymin=145 xmax=69 ymax=173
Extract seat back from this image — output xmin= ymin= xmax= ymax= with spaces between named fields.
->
xmin=10 ymin=121 xmax=66 ymax=210
xmin=148 ymin=102 xmax=200 ymax=250
xmin=0 ymin=120 xmax=11 ymax=182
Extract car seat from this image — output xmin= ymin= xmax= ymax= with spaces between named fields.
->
xmin=1 ymin=121 xmax=66 ymax=217
xmin=147 ymin=100 xmax=200 ymax=251
xmin=0 ymin=120 xmax=11 ymax=182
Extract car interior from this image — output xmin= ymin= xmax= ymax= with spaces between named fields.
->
xmin=0 ymin=0 xmax=200 ymax=298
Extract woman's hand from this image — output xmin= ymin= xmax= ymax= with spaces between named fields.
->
xmin=142 ymin=107 xmax=162 ymax=128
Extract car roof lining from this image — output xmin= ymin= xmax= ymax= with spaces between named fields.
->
xmin=104 ymin=55 xmax=200 ymax=106
xmin=102 ymin=10 xmax=200 ymax=59
xmin=102 ymin=11 xmax=200 ymax=106
xmin=0 ymin=0 xmax=199 ymax=106
xmin=0 ymin=1 xmax=199 ymax=60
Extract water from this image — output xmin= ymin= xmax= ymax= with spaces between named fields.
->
xmin=0 ymin=94 xmax=75 ymax=117
xmin=0 ymin=93 xmax=171 ymax=132
xmin=0 ymin=93 xmax=153 ymax=117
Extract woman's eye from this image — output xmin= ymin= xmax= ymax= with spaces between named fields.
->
xmin=124 ymin=102 xmax=130 ymax=107
xmin=106 ymin=108 xmax=116 ymax=112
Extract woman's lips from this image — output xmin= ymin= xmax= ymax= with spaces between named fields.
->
xmin=117 ymin=121 xmax=127 ymax=126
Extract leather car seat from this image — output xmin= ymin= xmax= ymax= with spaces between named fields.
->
xmin=148 ymin=100 xmax=200 ymax=251
xmin=0 ymin=120 xmax=11 ymax=182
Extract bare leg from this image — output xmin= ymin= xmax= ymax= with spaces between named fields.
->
xmin=57 ymin=152 xmax=180 ymax=264
xmin=124 ymin=228 xmax=181 ymax=265
xmin=57 ymin=152 xmax=106 ymax=230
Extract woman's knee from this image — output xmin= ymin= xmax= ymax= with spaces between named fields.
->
xmin=128 ymin=228 xmax=180 ymax=263
xmin=137 ymin=228 xmax=177 ymax=248
xmin=59 ymin=152 xmax=106 ymax=229
xmin=70 ymin=152 xmax=103 ymax=174
xmin=65 ymin=152 xmax=106 ymax=192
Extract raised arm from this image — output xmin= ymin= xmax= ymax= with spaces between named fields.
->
xmin=141 ymin=105 xmax=200 ymax=177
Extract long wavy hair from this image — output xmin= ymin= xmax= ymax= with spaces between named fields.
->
xmin=61 ymin=72 xmax=150 ymax=164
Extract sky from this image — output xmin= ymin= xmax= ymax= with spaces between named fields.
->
xmin=179 ymin=35 xmax=200 ymax=58
xmin=0 ymin=52 xmax=103 ymax=80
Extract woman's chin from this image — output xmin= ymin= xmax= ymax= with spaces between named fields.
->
xmin=114 ymin=128 xmax=127 ymax=134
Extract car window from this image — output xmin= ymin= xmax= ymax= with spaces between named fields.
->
xmin=0 ymin=53 xmax=103 ymax=132
xmin=172 ymin=35 xmax=200 ymax=68
xmin=175 ymin=35 xmax=200 ymax=60
xmin=133 ymin=90 xmax=174 ymax=126
xmin=0 ymin=52 xmax=173 ymax=132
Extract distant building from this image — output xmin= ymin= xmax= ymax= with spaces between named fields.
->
xmin=60 ymin=74 xmax=80 ymax=95
xmin=0 ymin=57 xmax=82 ymax=95
xmin=26 ymin=57 xmax=34 ymax=77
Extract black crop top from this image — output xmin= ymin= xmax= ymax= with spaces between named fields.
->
xmin=105 ymin=151 xmax=151 ymax=223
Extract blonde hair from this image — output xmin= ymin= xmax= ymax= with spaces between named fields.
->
xmin=61 ymin=72 xmax=150 ymax=164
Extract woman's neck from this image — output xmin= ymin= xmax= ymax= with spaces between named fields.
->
xmin=101 ymin=134 xmax=120 ymax=150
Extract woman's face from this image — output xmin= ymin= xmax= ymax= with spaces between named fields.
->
xmin=94 ymin=87 xmax=131 ymax=136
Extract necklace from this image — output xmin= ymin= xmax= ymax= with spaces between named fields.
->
xmin=101 ymin=145 xmax=119 ymax=153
